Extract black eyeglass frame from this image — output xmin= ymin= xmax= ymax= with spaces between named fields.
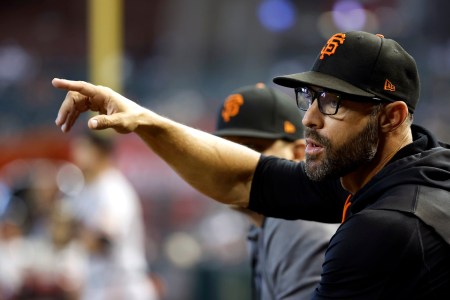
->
xmin=294 ymin=86 xmax=388 ymax=116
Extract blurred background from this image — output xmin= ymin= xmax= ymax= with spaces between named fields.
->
xmin=0 ymin=0 xmax=449 ymax=299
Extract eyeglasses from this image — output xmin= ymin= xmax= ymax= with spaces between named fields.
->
xmin=294 ymin=86 xmax=385 ymax=116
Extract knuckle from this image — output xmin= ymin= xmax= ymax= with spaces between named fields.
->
xmin=97 ymin=85 xmax=113 ymax=94
xmin=98 ymin=117 xmax=111 ymax=129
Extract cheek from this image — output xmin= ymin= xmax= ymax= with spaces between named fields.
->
xmin=330 ymin=129 xmax=348 ymax=149
xmin=325 ymin=114 xmax=370 ymax=147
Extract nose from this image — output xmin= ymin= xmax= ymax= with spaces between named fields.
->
xmin=302 ymin=98 xmax=323 ymax=129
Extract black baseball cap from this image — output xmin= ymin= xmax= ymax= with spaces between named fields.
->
xmin=273 ymin=31 xmax=420 ymax=113
xmin=214 ymin=83 xmax=304 ymax=141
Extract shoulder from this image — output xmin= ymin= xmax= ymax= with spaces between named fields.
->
xmin=261 ymin=218 xmax=332 ymax=298
xmin=265 ymin=218 xmax=338 ymax=241
xmin=263 ymin=218 xmax=337 ymax=259
xmin=328 ymin=210 xmax=425 ymax=267
xmin=337 ymin=209 xmax=421 ymax=243
xmin=255 ymin=155 xmax=304 ymax=178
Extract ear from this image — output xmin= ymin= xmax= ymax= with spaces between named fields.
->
xmin=292 ymin=139 xmax=306 ymax=161
xmin=379 ymin=101 xmax=409 ymax=133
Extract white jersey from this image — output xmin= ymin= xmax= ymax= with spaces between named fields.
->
xmin=72 ymin=168 xmax=158 ymax=300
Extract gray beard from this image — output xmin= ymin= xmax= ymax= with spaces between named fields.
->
xmin=304 ymin=117 xmax=379 ymax=181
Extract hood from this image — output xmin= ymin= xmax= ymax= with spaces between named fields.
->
xmin=350 ymin=125 xmax=450 ymax=244
xmin=355 ymin=125 xmax=450 ymax=201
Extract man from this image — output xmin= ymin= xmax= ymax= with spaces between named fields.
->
xmin=214 ymin=83 xmax=340 ymax=299
xmin=69 ymin=132 xmax=159 ymax=300
xmin=52 ymin=31 xmax=450 ymax=299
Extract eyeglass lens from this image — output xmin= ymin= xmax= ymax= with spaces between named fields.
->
xmin=295 ymin=87 xmax=341 ymax=115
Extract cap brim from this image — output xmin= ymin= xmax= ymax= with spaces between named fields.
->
xmin=273 ymin=71 xmax=375 ymax=98
xmin=214 ymin=129 xmax=286 ymax=140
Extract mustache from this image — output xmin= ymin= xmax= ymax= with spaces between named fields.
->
xmin=304 ymin=128 xmax=331 ymax=148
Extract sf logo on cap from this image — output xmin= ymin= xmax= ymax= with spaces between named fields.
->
xmin=320 ymin=33 xmax=346 ymax=60
xmin=222 ymin=94 xmax=244 ymax=122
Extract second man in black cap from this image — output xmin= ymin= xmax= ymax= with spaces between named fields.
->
xmin=215 ymin=83 xmax=340 ymax=300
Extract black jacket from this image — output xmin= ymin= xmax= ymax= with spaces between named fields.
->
xmin=348 ymin=124 xmax=450 ymax=244
xmin=249 ymin=124 xmax=450 ymax=299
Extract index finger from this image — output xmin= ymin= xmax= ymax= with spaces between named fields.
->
xmin=53 ymin=78 xmax=98 ymax=132
xmin=52 ymin=78 xmax=99 ymax=98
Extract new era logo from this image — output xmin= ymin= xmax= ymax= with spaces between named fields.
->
xmin=384 ymin=79 xmax=395 ymax=92
xmin=284 ymin=121 xmax=296 ymax=134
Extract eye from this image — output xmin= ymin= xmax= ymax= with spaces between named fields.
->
xmin=299 ymin=87 xmax=312 ymax=99
xmin=321 ymin=92 xmax=340 ymax=108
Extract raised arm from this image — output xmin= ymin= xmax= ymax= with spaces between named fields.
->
xmin=53 ymin=78 xmax=259 ymax=206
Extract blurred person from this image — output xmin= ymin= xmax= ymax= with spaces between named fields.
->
xmin=53 ymin=31 xmax=450 ymax=299
xmin=68 ymin=131 xmax=159 ymax=300
xmin=0 ymin=160 xmax=87 ymax=300
xmin=214 ymin=83 xmax=339 ymax=299
xmin=18 ymin=159 xmax=62 ymax=240
xmin=0 ymin=193 xmax=29 ymax=299
xmin=13 ymin=202 xmax=86 ymax=300
xmin=45 ymin=199 xmax=87 ymax=299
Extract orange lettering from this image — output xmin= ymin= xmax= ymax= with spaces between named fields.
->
xmin=222 ymin=94 xmax=244 ymax=122
xmin=320 ymin=33 xmax=346 ymax=60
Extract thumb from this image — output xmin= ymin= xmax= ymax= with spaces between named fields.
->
xmin=88 ymin=117 xmax=101 ymax=129
xmin=88 ymin=115 xmax=114 ymax=130
xmin=88 ymin=115 xmax=132 ymax=133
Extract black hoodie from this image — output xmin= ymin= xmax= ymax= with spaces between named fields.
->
xmin=348 ymin=124 xmax=450 ymax=244
xmin=249 ymin=124 xmax=450 ymax=299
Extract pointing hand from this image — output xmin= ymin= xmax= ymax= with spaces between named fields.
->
xmin=53 ymin=78 xmax=146 ymax=133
